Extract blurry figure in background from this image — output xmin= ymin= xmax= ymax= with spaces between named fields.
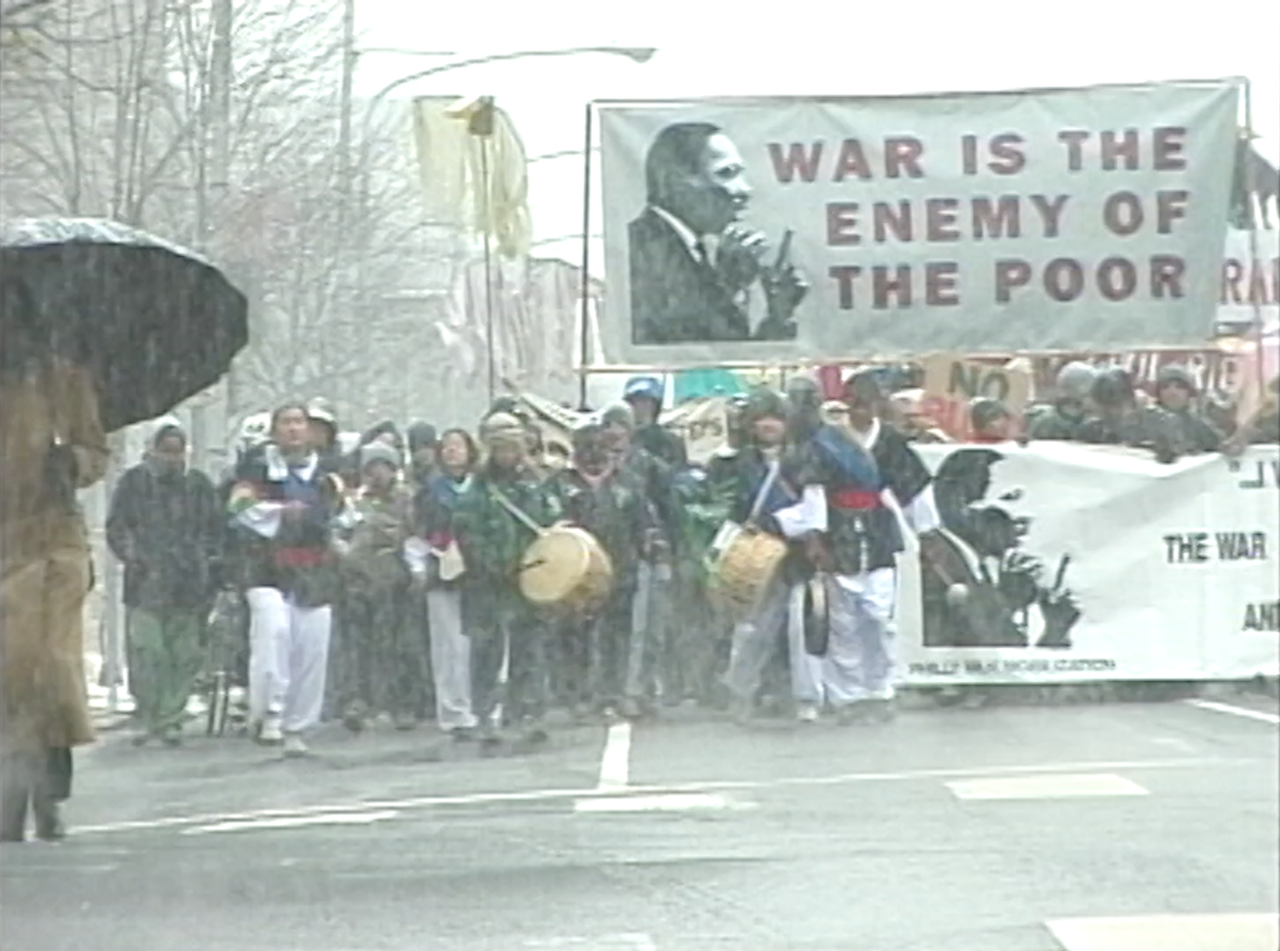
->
xmin=706 ymin=393 xmax=750 ymax=484
xmin=623 ymin=376 xmax=688 ymax=469
xmin=969 ymin=398 xmax=1013 ymax=444
xmin=452 ymin=413 xmax=561 ymax=750
xmin=214 ymin=411 xmax=273 ymax=708
xmin=1027 ymin=361 xmax=1096 ymax=442
xmin=411 ymin=428 xmax=480 ymax=737
xmin=602 ymin=401 xmax=677 ymax=714
xmin=1078 ymin=367 xmax=1182 ymax=463
xmin=549 ymin=421 xmax=653 ymax=718
xmin=335 ymin=444 xmax=418 ymax=732
xmin=405 ymin=421 xmax=439 ymax=491
xmin=106 ymin=421 xmax=221 ymax=746
xmin=306 ymin=397 xmax=340 ymax=470
xmin=1152 ymin=365 xmax=1222 ymax=454
xmin=228 ymin=403 xmax=348 ymax=756
xmin=719 ymin=387 xmax=824 ymax=724
xmin=543 ymin=441 xmax=571 ymax=472
xmin=886 ymin=388 xmax=951 ymax=443
xmin=1242 ymin=377 xmax=1280 ymax=444
xmin=0 ymin=284 xmax=109 ymax=842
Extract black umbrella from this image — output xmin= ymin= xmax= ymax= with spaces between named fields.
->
xmin=0 ymin=217 xmax=249 ymax=432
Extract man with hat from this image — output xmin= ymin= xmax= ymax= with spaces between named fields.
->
xmin=623 ymin=376 xmax=687 ymax=469
xmin=452 ymin=412 xmax=562 ymax=749
xmin=600 ymin=401 xmax=678 ymax=714
xmin=547 ymin=420 xmax=655 ymax=716
xmin=334 ymin=442 xmax=420 ymax=731
xmin=1153 ymin=364 xmax=1222 ymax=454
xmin=305 ymin=397 xmax=341 ymax=471
xmin=1027 ymin=361 xmax=1097 ymax=442
xmin=789 ymin=370 xmax=941 ymax=724
xmin=1079 ymin=367 xmax=1183 ymax=463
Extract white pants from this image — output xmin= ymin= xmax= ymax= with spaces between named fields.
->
xmin=724 ymin=576 xmax=824 ymax=705
xmin=426 ymin=588 xmax=477 ymax=732
xmin=246 ymin=586 xmax=332 ymax=734
xmin=823 ymin=568 xmax=897 ymax=705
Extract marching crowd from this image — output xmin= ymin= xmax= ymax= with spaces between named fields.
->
xmin=101 ymin=361 xmax=1278 ymax=758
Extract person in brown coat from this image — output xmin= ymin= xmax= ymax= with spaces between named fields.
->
xmin=1 ymin=293 xmax=109 ymax=842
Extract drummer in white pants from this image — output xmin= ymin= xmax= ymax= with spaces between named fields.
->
xmin=720 ymin=388 xmax=825 ymax=723
xmin=228 ymin=403 xmax=351 ymax=756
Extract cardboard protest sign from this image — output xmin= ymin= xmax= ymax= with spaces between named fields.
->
xmin=921 ymin=354 xmax=1032 ymax=440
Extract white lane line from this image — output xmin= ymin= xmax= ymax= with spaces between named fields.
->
xmin=597 ymin=721 xmax=632 ymax=790
xmin=1046 ymin=912 xmax=1279 ymax=950
xmin=947 ymin=773 xmax=1148 ymax=801
xmin=575 ymin=793 xmax=750 ymax=814
xmin=71 ymin=755 xmax=1254 ymax=836
xmin=525 ymin=934 xmax=657 ymax=950
xmin=182 ymin=809 xmax=400 ymax=835
xmin=1184 ymin=698 xmax=1280 ymax=725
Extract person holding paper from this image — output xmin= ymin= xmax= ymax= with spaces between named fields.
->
xmin=226 ymin=402 xmax=349 ymax=756
xmin=410 ymin=428 xmax=480 ymax=738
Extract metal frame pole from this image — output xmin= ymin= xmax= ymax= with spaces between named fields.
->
xmin=577 ymin=102 xmax=593 ymax=410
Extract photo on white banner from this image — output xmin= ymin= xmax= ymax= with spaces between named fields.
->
xmin=896 ymin=443 xmax=1280 ymax=685
xmin=597 ymin=80 xmax=1240 ymax=364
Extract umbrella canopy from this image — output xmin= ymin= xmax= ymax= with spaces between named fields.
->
xmin=1 ymin=217 xmax=249 ymax=432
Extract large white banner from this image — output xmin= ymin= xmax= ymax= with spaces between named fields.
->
xmin=598 ymin=81 xmax=1239 ymax=364
xmin=897 ymin=443 xmax=1280 ymax=684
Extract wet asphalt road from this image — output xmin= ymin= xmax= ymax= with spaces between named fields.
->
xmin=1 ymin=692 xmax=1276 ymax=951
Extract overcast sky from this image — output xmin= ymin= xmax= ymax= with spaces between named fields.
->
xmin=352 ymin=0 xmax=1279 ymax=272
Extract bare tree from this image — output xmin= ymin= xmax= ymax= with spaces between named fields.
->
xmin=0 ymin=0 xmax=447 ymax=429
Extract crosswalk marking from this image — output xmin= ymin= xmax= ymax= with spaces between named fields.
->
xmin=1046 ymin=913 xmax=1279 ymax=950
xmin=946 ymin=773 xmax=1148 ymax=800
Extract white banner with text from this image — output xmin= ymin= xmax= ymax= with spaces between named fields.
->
xmin=598 ymin=80 xmax=1239 ymax=364
xmin=897 ymin=443 xmax=1279 ymax=684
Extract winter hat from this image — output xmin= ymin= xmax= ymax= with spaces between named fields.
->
xmin=623 ymin=376 xmax=664 ymax=404
xmin=1156 ymin=364 xmax=1198 ymax=395
xmin=1055 ymin=361 xmax=1098 ymax=402
xmin=407 ymin=421 xmax=438 ymax=452
xmin=970 ymin=397 xmax=1010 ymax=432
xmin=479 ymin=412 xmax=527 ymax=450
xmin=743 ymin=385 xmax=788 ymax=423
xmin=361 ymin=442 xmax=401 ymax=471
xmin=600 ymin=401 xmax=635 ymax=432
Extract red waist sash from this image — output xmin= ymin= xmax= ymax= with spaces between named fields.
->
xmin=828 ymin=488 xmax=882 ymax=510
xmin=272 ymin=547 xmax=330 ymax=569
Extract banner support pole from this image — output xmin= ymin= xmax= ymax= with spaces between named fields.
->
xmin=576 ymin=102 xmax=594 ymax=411
xmin=1241 ymin=78 xmax=1266 ymax=402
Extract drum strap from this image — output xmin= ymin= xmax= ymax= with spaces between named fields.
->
xmin=745 ymin=461 xmax=782 ymax=528
xmin=488 ymin=486 xmax=546 ymax=537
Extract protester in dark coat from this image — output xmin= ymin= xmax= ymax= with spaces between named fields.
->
xmin=106 ymin=421 xmax=222 ymax=745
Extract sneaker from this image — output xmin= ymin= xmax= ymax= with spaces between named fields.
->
xmin=796 ymin=702 xmax=820 ymax=724
xmin=259 ymin=715 xmax=284 ymax=745
xmin=282 ymin=733 xmax=308 ymax=758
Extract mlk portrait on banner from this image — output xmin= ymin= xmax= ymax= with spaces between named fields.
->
xmin=628 ymin=121 xmax=808 ymax=345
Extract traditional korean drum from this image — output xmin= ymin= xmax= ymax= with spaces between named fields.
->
xmin=519 ymin=525 xmax=614 ymax=615
xmin=707 ymin=522 xmax=789 ymax=619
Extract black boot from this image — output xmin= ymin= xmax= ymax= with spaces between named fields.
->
xmin=33 ymin=796 xmax=66 ymax=842
xmin=0 ymin=787 xmax=29 ymax=843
